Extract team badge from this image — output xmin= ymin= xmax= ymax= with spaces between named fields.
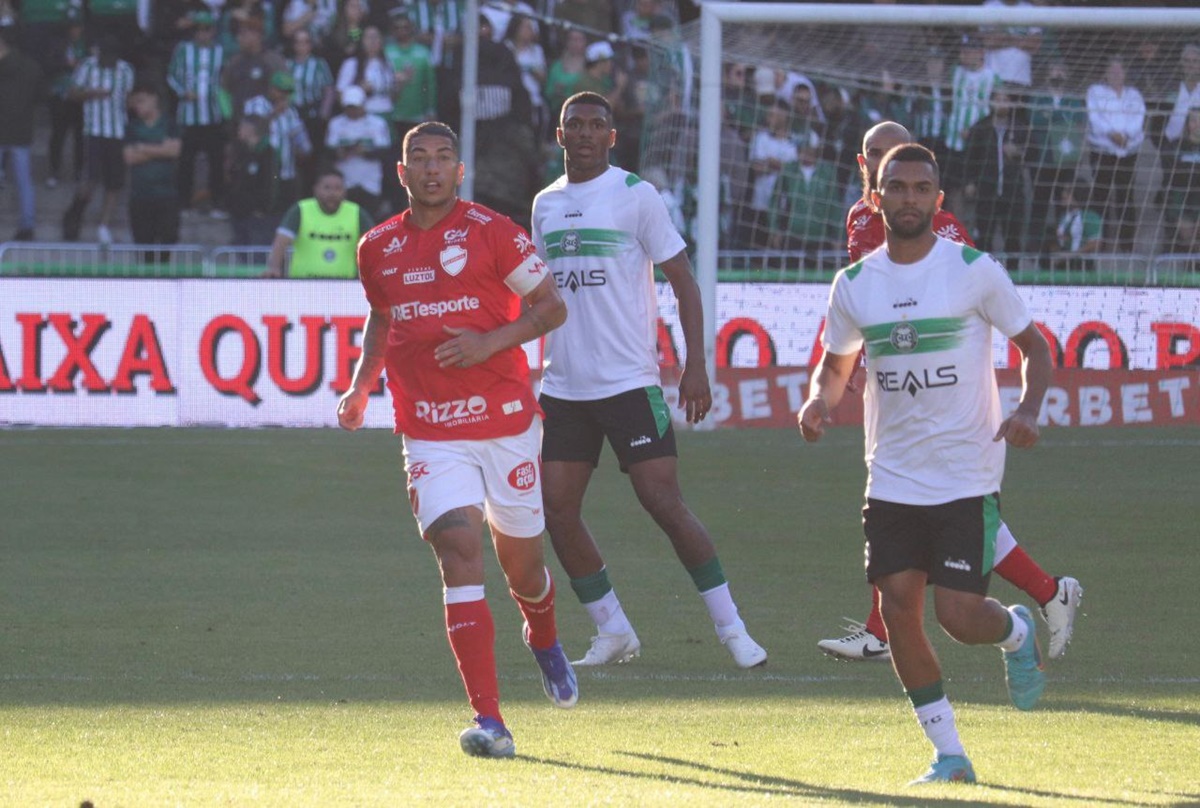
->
xmin=439 ymin=245 xmax=467 ymax=276
xmin=560 ymin=230 xmax=581 ymax=255
xmin=323 ymin=249 xmax=335 ymax=262
xmin=890 ymin=322 xmax=919 ymax=353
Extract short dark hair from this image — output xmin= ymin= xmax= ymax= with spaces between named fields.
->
xmin=402 ymin=121 xmax=459 ymax=159
xmin=561 ymin=91 xmax=612 ymax=123
xmin=314 ymin=166 xmax=345 ymax=184
xmin=876 ymin=143 xmax=940 ymax=187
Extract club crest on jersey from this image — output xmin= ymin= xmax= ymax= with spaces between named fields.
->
xmin=440 ymin=245 xmax=468 ymax=276
xmin=559 ymin=230 xmax=581 ymax=255
xmin=890 ymin=322 xmax=919 ymax=353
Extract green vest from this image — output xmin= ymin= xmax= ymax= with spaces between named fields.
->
xmin=290 ymin=199 xmax=361 ymax=279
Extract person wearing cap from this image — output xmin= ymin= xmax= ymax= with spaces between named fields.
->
xmin=325 ymin=83 xmax=391 ymax=216
xmin=266 ymin=166 xmax=374 ymax=278
xmin=575 ymin=40 xmax=618 ymax=98
xmin=243 ymin=69 xmax=313 ymax=213
xmin=168 ymin=10 xmax=230 ymax=219
xmin=220 ymin=12 xmax=286 ymax=120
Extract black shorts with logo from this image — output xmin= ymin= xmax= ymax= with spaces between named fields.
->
xmin=540 ymin=387 xmax=676 ymax=472
xmin=863 ymin=494 xmax=1000 ymax=595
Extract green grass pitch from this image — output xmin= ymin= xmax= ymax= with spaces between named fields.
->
xmin=2 ymin=425 xmax=1197 ymax=806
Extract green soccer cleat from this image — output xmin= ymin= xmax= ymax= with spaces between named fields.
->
xmin=1004 ymin=604 xmax=1046 ymax=711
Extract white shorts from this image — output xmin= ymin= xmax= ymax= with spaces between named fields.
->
xmin=402 ymin=418 xmax=544 ymax=539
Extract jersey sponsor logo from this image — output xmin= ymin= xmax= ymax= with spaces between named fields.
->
xmin=513 ymin=232 xmax=536 ymax=255
xmin=876 ymin=366 xmax=960 ymax=397
xmin=414 ymin=395 xmax=489 ymax=426
xmin=443 ymin=226 xmax=470 ymax=244
xmin=507 ymin=460 xmax=537 ymax=491
xmin=391 ymin=295 xmax=480 ymax=321
xmin=408 ymin=461 xmax=431 ymax=481
xmin=892 ymin=297 xmax=918 ymax=309
xmin=564 ymin=210 xmax=583 ymax=218
xmin=554 ymin=268 xmax=606 ymax=292
xmin=501 ymin=400 xmax=523 ymax=415
xmin=465 ymin=207 xmax=492 ymax=224
xmin=368 ymin=220 xmax=400 ymax=238
xmin=890 ymin=322 xmax=919 ymax=353
xmin=440 ymin=245 xmax=467 ymax=276
xmin=382 ymin=267 xmax=397 ymax=276
xmin=559 ymin=230 xmax=581 ymax=255
xmin=383 ymin=235 xmax=407 ymax=256
xmin=403 ymin=268 xmax=436 ymax=285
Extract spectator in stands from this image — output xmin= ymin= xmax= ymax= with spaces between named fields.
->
xmin=266 ymin=166 xmax=374 ymax=278
xmin=620 ymin=0 xmax=672 ymax=46
xmin=747 ymin=98 xmax=798 ymax=249
xmin=1163 ymin=108 xmax=1200 ymax=253
xmin=505 ymin=14 xmax=548 ymax=141
xmin=964 ymin=82 xmax=1030 ymax=254
xmin=325 ymin=84 xmax=391 ymax=217
xmin=169 ymin=11 xmax=229 ymax=219
xmin=227 ymin=113 xmax=280 ymax=246
xmin=46 ymin=10 xmax=86 ymax=190
xmin=1054 ymin=181 xmax=1104 ymax=271
xmin=789 ymin=81 xmax=823 ymax=147
xmin=816 ymin=83 xmax=862 ymax=203
xmin=328 ymin=0 xmax=369 ymax=73
xmin=550 ymin=0 xmax=614 ymax=41
xmin=218 ymin=0 xmax=279 ymax=54
xmin=612 ymin=43 xmax=653 ymax=172
xmin=384 ymin=10 xmax=436 ymax=211
xmin=336 ymin=24 xmax=394 ymax=120
xmin=892 ymin=47 xmax=949 ymax=166
xmin=1164 ymin=43 xmax=1200 ymax=147
xmin=1086 ymin=55 xmax=1145 ymax=252
xmin=62 ymin=35 xmax=134 ymax=244
xmin=124 ymin=84 xmax=182 ymax=257
xmin=288 ymin=27 xmax=336 ymax=193
xmin=0 ymin=24 xmax=43 ymax=241
xmin=719 ymin=90 xmax=752 ymax=248
xmin=481 ymin=0 xmax=532 ymax=45
xmin=404 ymin=0 xmax=465 ymax=126
xmin=721 ymin=61 xmax=757 ymax=136
xmin=575 ymin=40 xmax=618 ymax=100
xmin=221 ymin=14 xmax=287 ymax=121
xmin=244 ymin=70 xmax=313 ymax=212
xmin=544 ymin=28 xmax=587 ymax=123
xmin=944 ymin=34 xmax=996 ymax=226
xmin=1028 ymin=59 xmax=1087 ymax=253
xmin=281 ymin=0 xmax=338 ymax=49
xmin=980 ymin=0 xmax=1041 ymax=87
xmin=770 ymin=131 xmax=842 ymax=257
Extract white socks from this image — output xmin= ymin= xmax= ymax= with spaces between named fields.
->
xmin=915 ymin=697 xmax=965 ymax=757
xmin=584 ymin=589 xmax=634 ymax=636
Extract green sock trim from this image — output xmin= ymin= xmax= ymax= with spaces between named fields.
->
xmin=998 ymin=610 xmax=1015 ymax=644
xmin=906 ymin=681 xmax=946 ymax=708
xmin=688 ymin=556 xmax=727 ymax=592
xmin=569 ymin=568 xmax=613 ymax=604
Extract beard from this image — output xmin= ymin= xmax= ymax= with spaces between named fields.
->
xmin=884 ymin=209 xmax=934 ymax=239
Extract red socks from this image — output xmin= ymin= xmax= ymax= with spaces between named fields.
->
xmin=512 ymin=571 xmax=558 ymax=650
xmin=994 ymin=546 xmax=1058 ymax=606
xmin=865 ymin=586 xmax=889 ymax=642
xmin=445 ymin=598 xmax=501 ymax=722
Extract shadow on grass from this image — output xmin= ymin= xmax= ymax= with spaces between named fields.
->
xmin=1045 ymin=699 xmax=1200 ymax=728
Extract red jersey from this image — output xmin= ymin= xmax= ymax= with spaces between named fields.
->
xmin=845 ymin=197 xmax=974 ymax=262
xmin=357 ymin=199 xmax=549 ymax=441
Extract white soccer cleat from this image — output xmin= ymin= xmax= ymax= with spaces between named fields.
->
xmin=1040 ymin=576 xmax=1082 ymax=659
xmin=572 ymin=630 xmax=641 ymax=666
xmin=817 ymin=620 xmax=891 ymax=661
xmin=718 ymin=624 xmax=767 ymax=669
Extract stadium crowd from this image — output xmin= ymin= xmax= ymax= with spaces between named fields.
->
xmin=1 ymin=0 xmax=1199 ymax=264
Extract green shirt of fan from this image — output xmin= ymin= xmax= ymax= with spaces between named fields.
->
xmin=127 ymin=115 xmax=180 ymax=200
xmin=284 ymin=198 xmax=371 ymax=279
xmin=20 ymin=0 xmax=82 ymax=23
xmin=89 ymin=0 xmax=137 ymax=16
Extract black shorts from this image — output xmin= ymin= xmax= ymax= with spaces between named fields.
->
xmin=863 ymin=494 xmax=1000 ymax=595
xmin=540 ymin=387 xmax=676 ymax=472
xmin=85 ymin=136 xmax=126 ymax=191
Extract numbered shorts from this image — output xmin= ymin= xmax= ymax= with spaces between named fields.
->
xmin=540 ymin=387 xmax=676 ymax=473
xmin=401 ymin=418 xmax=544 ymax=539
xmin=863 ymin=494 xmax=1000 ymax=595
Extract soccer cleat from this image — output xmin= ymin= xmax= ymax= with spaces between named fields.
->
xmin=572 ymin=631 xmax=641 ymax=666
xmin=718 ymin=624 xmax=768 ymax=669
xmin=459 ymin=715 xmax=515 ymax=758
xmin=1040 ymin=576 xmax=1082 ymax=659
xmin=1003 ymin=604 xmax=1046 ymax=711
xmin=817 ymin=620 xmax=891 ymax=662
xmin=523 ymin=625 xmax=578 ymax=708
xmin=909 ymin=754 xmax=977 ymax=785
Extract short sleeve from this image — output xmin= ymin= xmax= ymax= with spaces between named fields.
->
xmin=976 ymin=256 xmax=1032 ymax=338
xmin=493 ymin=219 xmax=548 ymax=297
xmin=634 ymin=183 xmax=687 ymax=265
xmin=821 ymin=272 xmax=865 ymax=356
xmin=276 ymin=203 xmax=303 ymax=238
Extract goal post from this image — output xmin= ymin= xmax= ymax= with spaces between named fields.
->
xmin=693 ymin=2 xmax=1200 ymax=381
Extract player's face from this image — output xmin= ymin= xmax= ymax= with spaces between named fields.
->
xmin=859 ymin=130 xmax=909 ymax=193
xmin=873 ymin=159 xmax=943 ymax=240
xmin=314 ymin=173 xmax=346 ymax=213
xmin=557 ymin=103 xmax=615 ymax=178
xmin=399 ymin=134 xmax=463 ymax=209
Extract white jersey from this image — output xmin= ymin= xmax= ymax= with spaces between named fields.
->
xmin=822 ymin=237 xmax=1032 ymax=506
xmin=533 ymin=166 xmax=687 ymax=400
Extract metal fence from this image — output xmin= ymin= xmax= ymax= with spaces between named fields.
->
xmin=0 ymin=242 xmax=289 ymax=279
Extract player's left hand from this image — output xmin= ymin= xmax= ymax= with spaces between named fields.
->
xmin=435 ymin=326 xmax=491 ymax=369
xmin=994 ymin=408 xmax=1040 ymax=448
xmin=677 ymin=362 xmax=712 ymax=424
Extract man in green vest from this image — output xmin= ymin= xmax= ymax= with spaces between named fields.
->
xmin=266 ymin=167 xmax=375 ymax=278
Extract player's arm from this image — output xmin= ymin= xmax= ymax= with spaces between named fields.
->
xmin=337 ymin=308 xmax=389 ymax=431
xmin=434 ymin=275 xmax=565 ymax=369
xmin=659 ymin=249 xmax=713 ymax=424
xmin=994 ymin=321 xmax=1052 ymax=449
xmin=265 ymin=230 xmax=294 ymax=278
xmin=798 ymin=349 xmax=859 ymax=443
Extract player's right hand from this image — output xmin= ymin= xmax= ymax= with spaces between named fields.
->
xmin=337 ymin=389 xmax=368 ymax=431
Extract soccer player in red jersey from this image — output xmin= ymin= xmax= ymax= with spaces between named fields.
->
xmin=818 ymin=121 xmax=1082 ymax=664
xmin=337 ymin=122 xmax=574 ymax=759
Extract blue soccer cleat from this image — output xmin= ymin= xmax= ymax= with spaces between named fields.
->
xmin=523 ymin=624 xmax=578 ymax=709
xmin=909 ymin=753 xmax=977 ymax=784
xmin=459 ymin=715 xmax=515 ymax=758
xmin=1004 ymin=604 xmax=1046 ymax=711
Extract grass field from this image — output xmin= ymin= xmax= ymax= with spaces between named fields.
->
xmin=2 ymin=425 xmax=1197 ymax=807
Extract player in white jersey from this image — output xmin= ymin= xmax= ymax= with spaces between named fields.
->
xmin=531 ymin=92 xmax=766 ymax=670
xmin=799 ymin=144 xmax=1054 ymax=785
